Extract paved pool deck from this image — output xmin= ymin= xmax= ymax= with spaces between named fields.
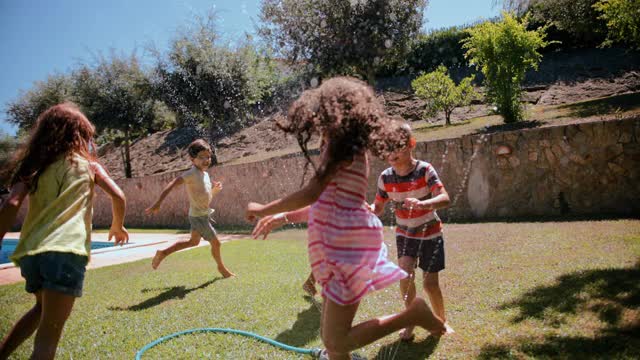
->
xmin=0 ymin=232 xmax=246 ymax=285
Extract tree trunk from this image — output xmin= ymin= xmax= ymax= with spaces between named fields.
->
xmin=366 ymin=65 xmax=376 ymax=87
xmin=124 ymin=126 xmax=132 ymax=178
xmin=445 ymin=110 xmax=452 ymax=126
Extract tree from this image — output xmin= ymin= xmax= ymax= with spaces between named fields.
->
xmin=152 ymin=12 xmax=280 ymax=141
xmin=5 ymin=74 xmax=73 ymax=130
xmin=73 ymin=52 xmax=155 ymax=178
xmin=462 ymin=13 xmax=549 ymax=123
xmin=594 ymin=0 xmax=640 ymax=50
xmin=527 ymin=0 xmax=606 ymax=48
xmin=258 ymin=0 xmax=427 ymax=84
xmin=412 ymin=65 xmax=477 ymax=126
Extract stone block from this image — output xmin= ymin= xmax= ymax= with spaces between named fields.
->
xmin=579 ymin=122 xmax=594 ymax=137
xmin=552 ymin=144 xmax=564 ymax=159
xmin=539 ymin=139 xmax=552 ymax=148
xmin=508 ymin=156 xmax=521 ymax=168
xmin=623 ymin=143 xmax=640 ymax=156
xmin=619 ymin=131 xmax=633 ymax=144
xmin=569 ymin=153 xmax=587 ymax=165
xmin=559 ymin=139 xmax=573 ymax=154
xmin=608 ymin=162 xmax=628 ymax=176
xmin=505 ymin=133 xmax=519 ymax=143
xmin=529 ymin=151 xmax=539 ymax=162
xmin=605 ymin=144 xmax=624 ymax=160
xmin=545 ymin=148 xmax=557 ymax=166
xmin=560 ymin=156 xmax=570 ymax=167
xmin=569 ymin=131 xmax=588 ymax=148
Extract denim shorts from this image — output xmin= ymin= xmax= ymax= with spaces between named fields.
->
xmin=396 ymin=235 xmax=445 ymax=273
xmin=189 ymin=215 xmax=218 ymax=241
xmin=19 ymin=252 xmax=89 ymax=297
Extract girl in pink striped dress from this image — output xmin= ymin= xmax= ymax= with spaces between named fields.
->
xmin=247 ymin=77 xmax=445 ymax=360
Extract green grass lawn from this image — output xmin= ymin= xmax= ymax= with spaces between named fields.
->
xmin=1 ymin=220 xmax=639 ymax=359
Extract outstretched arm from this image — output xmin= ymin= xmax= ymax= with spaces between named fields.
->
xmin=0 ymin=182 xmax=28 ymax=245
xmin=92 ymin=163 xmax=129 ymax=245
xmin=252 ymin=206 xmax=310 ymax=240
xmin=246 ymin=171 xmax=333 ymax=221
xmin=145 ymin=176 xmax=184 ymax=214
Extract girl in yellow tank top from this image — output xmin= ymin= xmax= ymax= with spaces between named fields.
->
xmin=0 ymin=103 xmax=129 ymax=360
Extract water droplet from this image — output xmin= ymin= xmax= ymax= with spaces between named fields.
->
xmin=223 ymin=100 xmax=231 ymax=109
xmin=310 ymin=77 xmax=319 ymax=88
xmin=384 ymin=39 xmax=393 ymax=49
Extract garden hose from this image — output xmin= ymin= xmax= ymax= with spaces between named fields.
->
xmin=135 ymin=327 xmax=323 ymax=359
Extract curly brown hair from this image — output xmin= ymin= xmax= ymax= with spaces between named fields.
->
xmin=277 ymin=77 xmax=409 ymax=179
xmin=8 ymin=102 xmax=96 ymax=192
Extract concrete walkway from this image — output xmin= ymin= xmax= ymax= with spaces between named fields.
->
xmin=0 ymin=232 xmax=246 ymax=285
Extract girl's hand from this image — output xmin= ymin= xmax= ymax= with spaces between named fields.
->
xmin=246 ymin=202 xmax=265 ymax=222
xmin=109 ymin=226 xmax=129 ymax=246
xmin=145 ymin=204 xmax=160 ymax=215
xmin=252 ymin=213 xmax=287 ymax=240
xmin=212 ymin=181 xmax=223 ymax=196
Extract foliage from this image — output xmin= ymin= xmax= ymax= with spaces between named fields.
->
xmin=0 ymin=132 xmax=20 ymax=185
xmin=462 ymin=12 xmax=550 ymax=123
xmin=258 ymin=0 xmax=427 ymax=84
xmin=594 ymin=0 xmax=640 ymax=49
xmin=411 ymin=65 xmax=477 ymax=125
xmin=73 ymin=52 xmax=155 ymax=178
xmin=397 ymin=26 xmax=471 ymax=76
xmin=527 ymin=0 xmax=606 ymax=49
xmin=152 ymin=12 xmax=281 ymax=140
xmin=4 ymin=74 xmax=74 ymax=130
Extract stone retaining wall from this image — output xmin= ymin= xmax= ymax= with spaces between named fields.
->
xmin=11 ymin=116 xmax=640 ymax=229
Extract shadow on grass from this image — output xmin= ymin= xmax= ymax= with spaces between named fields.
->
xmin=474 ymin=120 xmax=544 ymax=135
xmin=109 ymin=278 xmax=222 ymax=311
xmin=274 ymin=297 xmax=321 ymax=347
xmin=372 ymin=335 xmax=440 ymax=360
xmin=479 ymin=262 xmax=640 ymax=359
xmin=559 ymin=92 xmax=640 ymax=118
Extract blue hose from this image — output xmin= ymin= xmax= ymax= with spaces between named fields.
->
xmin=135 ymin=327 xmax=323 ymax=359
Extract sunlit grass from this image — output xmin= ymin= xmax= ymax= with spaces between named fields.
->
xmin=1 ymin=220 xmax=639 ymax=359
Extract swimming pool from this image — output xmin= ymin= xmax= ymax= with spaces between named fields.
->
xmin=0 ymin=239 xmax=115 ymax=264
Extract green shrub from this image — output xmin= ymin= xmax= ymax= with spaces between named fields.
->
xmin=411 ymin=65 xmax=477 ymax=125
xmin=594 ymin=0 xmax=640 ymax=49
xmin=462 ymin=12 xmax=550 ymax=123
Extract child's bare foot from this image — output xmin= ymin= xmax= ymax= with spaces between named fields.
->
xmin=302 ymin=280 xmax=317 ymax=296
xmin=218 ymin=266 xmax=235 ymax=278
xmin=151 ymin=250 xmax=165 ymax=270
xmin=409 ymin=297 xmax=446 ymax=337
xmin=444 ymin=322 xmax=455 ymax=335
xmin=399 ymin=327 xmax=415 ymax=342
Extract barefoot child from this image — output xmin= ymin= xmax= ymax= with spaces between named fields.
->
xmin=247 ymin=77 xmax=445 ymax=360
xmin=371 ymin=122 xmax=454 ymax=341
xmin=145 ymin=139 xmax=234 ymax=278
xmin=0 ymin=103 xmax=129 ymax=359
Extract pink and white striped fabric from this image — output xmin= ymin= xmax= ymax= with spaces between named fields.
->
xmin=308 ymin=152 xmax=407 ymax=305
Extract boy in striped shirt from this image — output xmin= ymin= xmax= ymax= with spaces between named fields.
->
xmin=371 ymin=123 xmax=453 ymax=340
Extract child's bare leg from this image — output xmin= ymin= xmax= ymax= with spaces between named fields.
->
xmin=302 ymin=272 xmax=316 ymax=296
xmin=208 ymin=236 xmax=234 ymax=278
xmin=0 ymin=292 xmax=42 ymax=358
xmin=398 ymin=256 xmax=417 ymax=340
xmin=424 ymin=272 xmax=445 ymax=322
xmin=152 ymin=231 xmax=201 ymax=269
xmin=31 ymin=289 xmax=75 ymax=360
xmin=322 ymin=297 xmax=445 ymax=359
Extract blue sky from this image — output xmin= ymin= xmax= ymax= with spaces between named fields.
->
xmin=0 ymin=0 xmax=500 ymax=136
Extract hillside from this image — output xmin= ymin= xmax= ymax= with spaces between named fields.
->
xmin=99 ymin=50 xmax=640 ymax=179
